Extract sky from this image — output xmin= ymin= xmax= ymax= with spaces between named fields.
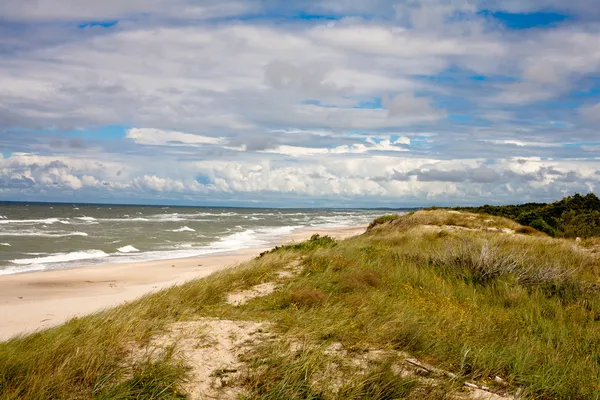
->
xmin=0 ymin=0 xmax=599 ymax=208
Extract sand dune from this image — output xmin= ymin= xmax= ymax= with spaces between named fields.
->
xmin=0 ymin=225 xmax=365 ymax=341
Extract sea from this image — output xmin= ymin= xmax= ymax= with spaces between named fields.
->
xmin=0 ymin=203 xmax=398 ymax=275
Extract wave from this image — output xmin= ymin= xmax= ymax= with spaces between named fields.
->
xmin=0 ymin=231 xmax=88 ymax=238
xmin=194 ymin=212 xmax=238 ymax=217
xmin=10 ymin=250 xmax=108 ymax=265
xmin=77 ymin=216 xmax=97 ymax=222
xmin=0 ymin=243 xmax=10 ymax=246
xmin=0 ymin=218 xmax=64 ymax=225
xmin=118 ymin=245 xmax=139 ymax=253
xmin=211 ymin=229 xmax=266 ymax=250
xmin=0 ymin=265 xmax=47 ymax=276
xmin=86 ymin=217 xmax=150 ymax=223
xmin=172 ymin=226 xmax=195 ymax=232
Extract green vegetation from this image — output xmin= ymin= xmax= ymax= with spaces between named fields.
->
xmin=2 ymin=210 xmax=600 ymax=399
xmin=259 ymin=234 xmax=337 ymax=257
xmin=457 ymin=193 xmax=600 ymax=238
xmin=367 ymin=214 xmax=401 ymax=230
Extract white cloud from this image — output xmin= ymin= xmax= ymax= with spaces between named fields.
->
xmin=1 ymin=0 xmax=600 ymax=205
xmin=259 ymin=137 xmax=409 ymax=157
xmin=481 ymin=139 xmax=564 ymax=148
xmin=0 ymin=0 xmax=254 ymax=21
xmin=126 ymin=128 xmax=225 ymax=147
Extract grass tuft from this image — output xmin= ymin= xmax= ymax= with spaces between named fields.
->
xmin=282 ymin=287 xmax=328 ymax=308
xmin=367 ymin=214 xmax=401 ymax=230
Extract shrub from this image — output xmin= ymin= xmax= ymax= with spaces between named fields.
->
xmin=515 ymin=226 xmax=544 ymax=236
xmin=260 ymin=234 xmax=336 ymax=257
xmin=456 ymin=193 xmax=600 ymax=238
xmin=430 ymin=239 xmax=572 ymax=287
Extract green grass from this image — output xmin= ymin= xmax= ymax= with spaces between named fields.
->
xmin=367 ymin=214 xmax=401 ymax=230
xmin=2 ymin=210 xmax=600 ymax=399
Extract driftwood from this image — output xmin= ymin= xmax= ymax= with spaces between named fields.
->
xmin=403 ymin=358 xmax=513 ymax=398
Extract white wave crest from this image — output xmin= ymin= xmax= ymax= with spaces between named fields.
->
xmin=0 ymin=265 xmax=47 ymax=275
xmin=0 ymin=218 xmax=61 ymax=225
xmin=0 ymin=231 xmax=88 ymax=238
xmin=172 ymin=226 xmax=195 ymax=232
xmin=211 ymin=229 xmax=265 ymax=250
xmin=0 ymin=243 xmax=10 ymax=246
xmin=118 ymin=245 xmax=140 ymax=253
xmin=77 ymin=216 xmax=97 ymax=222
xmin=10 ymin=250 xmax=108 ymax=265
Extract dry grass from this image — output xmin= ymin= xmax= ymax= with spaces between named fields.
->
xmin=284 ymin=287 xmax=328 ymax=308
xmin=370 ymin=209 xmax=525 ymax=233
xmin=2 ymin=210 xmax=600 ymax=399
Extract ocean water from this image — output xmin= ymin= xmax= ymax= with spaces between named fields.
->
xmin=0 ymin=203 xmax=397 ymax=275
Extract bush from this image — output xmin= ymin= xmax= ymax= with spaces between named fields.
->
xmin=456 ymin=193 xmax=600 ymax=238
xmin=260 ymin=234 xmax=336 ymax=257
xmin=430 ymin=239 xmax=572 ymax=287
xmin=515 ymin=226 xmax=544 ymax=235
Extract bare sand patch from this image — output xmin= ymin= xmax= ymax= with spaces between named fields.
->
xmin=144 ymin=318 xmax=272 ymax=399
xmin=227 ymin=282 xmax=279 ymax=306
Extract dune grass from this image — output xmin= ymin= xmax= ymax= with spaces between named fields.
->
xmin=2 ymin=210 xmax=600 ymax=399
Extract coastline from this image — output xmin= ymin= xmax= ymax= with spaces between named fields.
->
xmin=0 ymin=224 xmax=366 ymax=341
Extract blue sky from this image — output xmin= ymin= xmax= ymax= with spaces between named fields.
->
xmin=0 ymin=0 xmax=599 ymax=207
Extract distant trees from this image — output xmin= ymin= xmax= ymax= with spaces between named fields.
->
xmin=457 ymin=193 xmax=600 ymax=238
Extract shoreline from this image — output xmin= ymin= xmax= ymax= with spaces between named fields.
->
xmin=0 ymin=224 xmax=366 ymax=341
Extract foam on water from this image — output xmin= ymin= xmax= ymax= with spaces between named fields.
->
xmin=0 ymin=243 xmax=10 ymax=246
xmin=211 ymin=229 xmax=265 ymax=250
xmin=0 ymin=265 xmax=47 ymax=275
xmin=103 ymin=226 xmax=304 ymax=266
xmin=0 ymin=204 xmax=393 ymax=275
xmin=118 ymin=245 xmax=140 ymax=253
xmin=0 ymin=218 xmax=62 ymax=225
xmin=0 ymin=231 xmax=88 ymax=238
xmin=10 ymin=250 xmax=108 ymax=265
xmin=172 ymin=226 xmax=195 ymax=232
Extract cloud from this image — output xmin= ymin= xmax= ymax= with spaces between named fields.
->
xmin=581 ymin=104 xmax=600 ymax=123
xmin=383 ymin=93 xmax=443 ymax=119
xmin=259 ymin=137 xmax=409 ymax=157
xmin=0 ymin=0 xmax=599 ymax=206
xmin=0 ymin=0 xmax=254 ymax=21
xmin=126 ymin=128 xmax=225 ymax=147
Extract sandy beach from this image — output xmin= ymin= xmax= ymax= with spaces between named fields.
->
xmin=0 ymin=225 xmax=365 ymax=341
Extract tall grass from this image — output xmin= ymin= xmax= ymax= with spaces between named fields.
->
xmin=2 ymin=210 xmax=600 ymax=399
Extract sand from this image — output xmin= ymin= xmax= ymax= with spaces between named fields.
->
xmin=0 ymin=225 xmax=366 ymax=341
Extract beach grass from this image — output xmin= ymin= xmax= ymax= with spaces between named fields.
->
xmin=2 ymin=210 xmax=600 ymax=399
